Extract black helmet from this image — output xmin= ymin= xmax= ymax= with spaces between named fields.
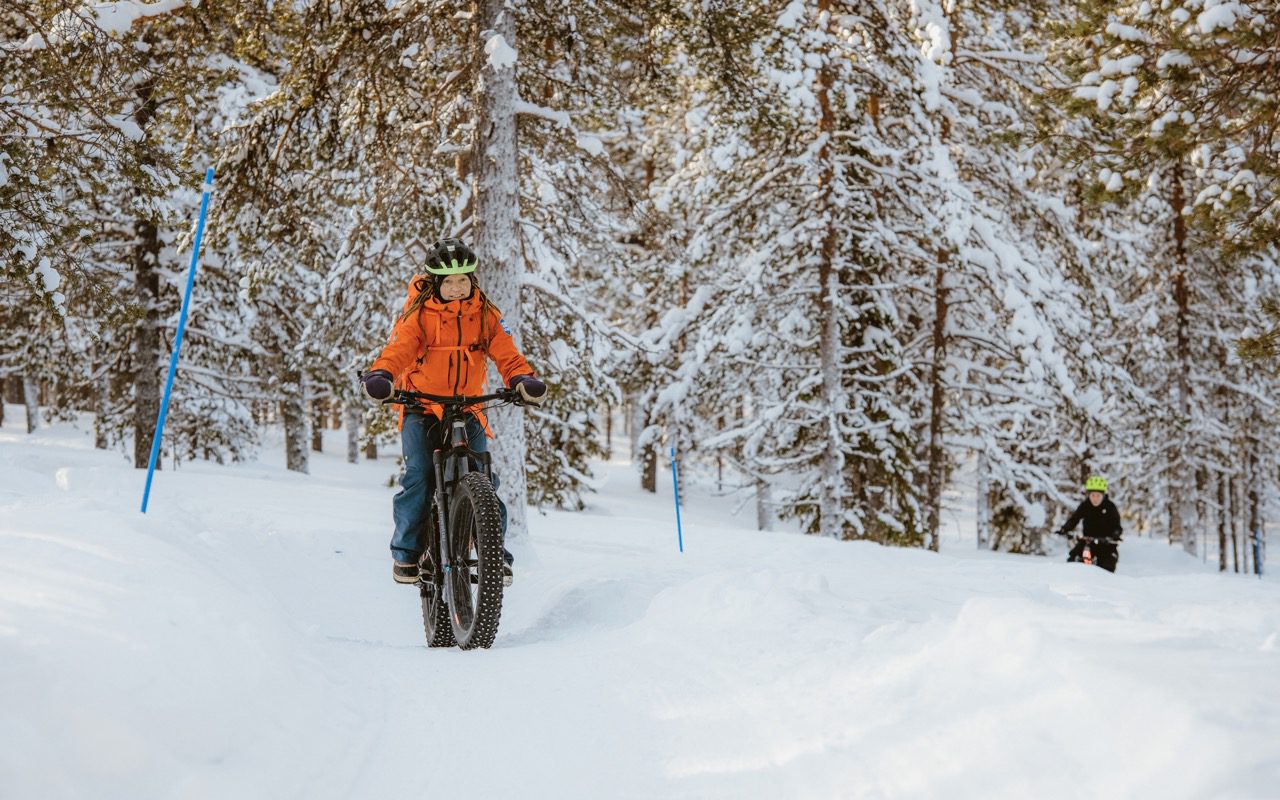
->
xmin=423 ymin=238 xmax=477 ymax=275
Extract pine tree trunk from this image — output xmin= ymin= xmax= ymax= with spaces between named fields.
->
xmin=1239 ymin=471 xmax=1250 ymax=575
xmin=94 ymin=372 xmax=110 ymax=449
xmin=132 ymin=211 xmax=162 ymax=468
xmin=1248 ymin=446 xmax=1261 ymax=575
xmin=604 ymin=402 xmax=612 ymax=459
xmin=131 ymin=78 xmax=163 ymax=470
xmin=1217 ymin=472 xmax=1228 ymax=572
xmin=641 ymin=435 xmax=657 ymax=493
xmin=364 ymin=440 xmax=377 ymax=460
xmin=627 ymin=394 xmax=639 ymax=459
xmin=976 ymin=449 xmax=990 ymax=549
xmin=22 ymin=374 xmax=39 ymax=433
xmin=311 ymin=398 xmax=324 ymax=453
xmin=93 ymin=340 xmax=110 ymax=449
xmin=756 ymin=476 xmax=773 ymax=532
xmin=282 ymin=368 xmax=309 ymax=474
xmin=1229 ymin=472 xmax=1239 ymax=573
xmin=817 ymin=256 xmax=841 ymax=539
xmin=815 ymin=0 xmax=841 ymax=539
xmin=925 ymin=261 xmax=949 ymax=552
xmin=1169 ymin=162 xmax=1195 ymax=552
xmin=346 ymin=403 xmax=361 ymax=465
xmin=630 ymin=398 xmax=657 ymax=493
xmin=474 ymin=0 xmax=527 ymax=537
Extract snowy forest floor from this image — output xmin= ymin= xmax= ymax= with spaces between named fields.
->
xmin=2 ymin=405 xmax=1279 ymax=800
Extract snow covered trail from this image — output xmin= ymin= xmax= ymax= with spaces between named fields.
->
xmin=3 ymin=409 xmax=1279 ymax=799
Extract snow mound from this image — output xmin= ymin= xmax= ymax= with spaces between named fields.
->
xmin=2 ymin=408 xmax=1278 ymax=798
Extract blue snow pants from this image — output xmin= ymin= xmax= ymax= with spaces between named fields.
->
xmin=390 ymin=412 xmax=508 ymax=563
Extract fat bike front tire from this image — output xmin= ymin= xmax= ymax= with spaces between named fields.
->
xmin=447 ymin=472 xmax=506 ymax=649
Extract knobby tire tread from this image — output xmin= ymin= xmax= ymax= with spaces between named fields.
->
xmin=449 ymin=472 xmax=506 ymax=649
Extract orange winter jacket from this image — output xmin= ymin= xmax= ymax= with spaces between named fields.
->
xmin=369 ymin=276 xmax=533 ymax=436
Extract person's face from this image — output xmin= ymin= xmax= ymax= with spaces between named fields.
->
xmin=1087 ymin=491 xmax=1104 ymax=506
xmin=438 ymin=273 xmax=472 ymax=301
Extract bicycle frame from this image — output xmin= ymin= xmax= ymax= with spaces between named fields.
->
xmin=1068 ymin=535 xmax=1120 ymax=568
xmin=384 ymin=388 xmax=518 ymax=596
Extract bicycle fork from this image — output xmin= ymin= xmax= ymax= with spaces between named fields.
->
xmin=431 ymin=448 xmax=451 ymax=601
xmin=431 ymin=423 xmax=472 ymax=605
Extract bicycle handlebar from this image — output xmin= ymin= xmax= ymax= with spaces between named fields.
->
xmin=383 ymin=387 xmax=523 ymax=408
xmin=1060 ymin=533 xmax=1122 ymax=543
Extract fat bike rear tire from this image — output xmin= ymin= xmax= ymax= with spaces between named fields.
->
xmin=447 ymin=472 xmax=506 ymax=649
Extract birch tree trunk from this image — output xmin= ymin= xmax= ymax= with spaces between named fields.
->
xmin=282 ymin=367 xmax=309 ymax=474
xmin=473 ymin=0 xmax=528 ymax=538
xmin=346 ymin=403 xmax=361 ymax=465
xmin=22 ymin=374 xmax=39 ymax=433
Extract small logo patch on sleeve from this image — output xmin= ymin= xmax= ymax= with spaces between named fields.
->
xmin=499 ymin=318 xmax=512 ymax=335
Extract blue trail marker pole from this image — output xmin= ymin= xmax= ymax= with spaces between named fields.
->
xmin=670 ymin=446 xmax=684 ymax=552
xmin=141 ymin=168 xmax=215 ymax=513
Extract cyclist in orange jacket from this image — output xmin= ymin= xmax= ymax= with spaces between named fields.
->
xmin=360 ymin=238 xmax=546 ymax=584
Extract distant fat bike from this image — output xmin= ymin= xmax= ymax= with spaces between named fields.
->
xmin=1063 ymin=534 xmax=1121 ymax=573
xmin=385 ymin=387 xmax=529 ymax=649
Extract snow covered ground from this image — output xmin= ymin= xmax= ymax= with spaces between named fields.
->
xmin=3 ymin=406 xmax=1278 ymax=799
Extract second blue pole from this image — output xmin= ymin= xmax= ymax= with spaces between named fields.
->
xmin=670 ymin=446 xmax=683 ymax=552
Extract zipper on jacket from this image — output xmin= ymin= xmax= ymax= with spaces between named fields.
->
xmin=452 ymin=309 xmax=464 ymax=394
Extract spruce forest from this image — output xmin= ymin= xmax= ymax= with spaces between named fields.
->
xmin=4 ymin=0 xmax=1279 ymax=570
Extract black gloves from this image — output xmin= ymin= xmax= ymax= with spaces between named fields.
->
xmin=360 ymin=369 xmax=394 ymax=401
xmin=508 ymin=374 xmax=548 ymax=405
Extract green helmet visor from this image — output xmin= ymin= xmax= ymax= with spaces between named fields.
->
xmin=423 ymin=257 xmax=476 ymax=276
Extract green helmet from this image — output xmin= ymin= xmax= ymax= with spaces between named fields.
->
xmin=423 ymin=238 xmax=477 ymax=275
xmin=1084 ymin=475 xmax=1108 ymax=493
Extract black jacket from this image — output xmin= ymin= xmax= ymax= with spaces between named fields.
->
xmin=1059 ymin=495 xmax=1123 ymax=540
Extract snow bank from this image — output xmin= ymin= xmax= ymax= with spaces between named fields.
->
xmin=2 ymin=409 xmax=1278 ymax=798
